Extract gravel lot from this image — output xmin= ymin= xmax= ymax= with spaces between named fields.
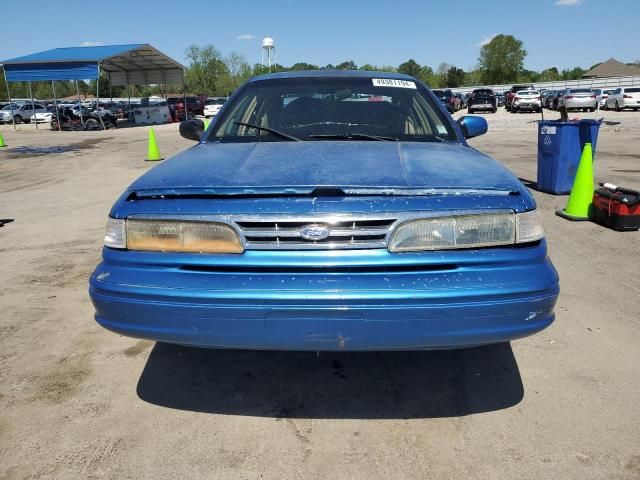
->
xmin=1 ymin=108 xmax=639 ymax=480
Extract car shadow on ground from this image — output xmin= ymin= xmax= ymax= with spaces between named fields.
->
xmin=136 ymin=342 xmax=523 ymax=419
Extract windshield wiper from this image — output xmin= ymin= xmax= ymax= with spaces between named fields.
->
xmin=233 ymin=122 xmax=300 ymax=141
xmin=308 ymin=133 xmax=398 ymax=142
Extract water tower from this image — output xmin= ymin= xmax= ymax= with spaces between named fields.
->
xmin=262 ymin=37 xmax=275 ymax=70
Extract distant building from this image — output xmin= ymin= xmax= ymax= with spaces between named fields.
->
xmin=583 ymin=58 xmax=640 ymax=78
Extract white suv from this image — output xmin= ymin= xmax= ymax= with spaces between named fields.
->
xmin=0 ymin=103 xmax=48 ymax=124
xmin=605 ymin=87 xmax=640 ymax=111
xmin=203 ymin=97 xmax=227 ymax=118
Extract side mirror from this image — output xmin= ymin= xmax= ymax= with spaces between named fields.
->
xmin=457 ymin=115 xmax=488 ymax=139
xmin=179 ymin=119 xmax=204 ymax=141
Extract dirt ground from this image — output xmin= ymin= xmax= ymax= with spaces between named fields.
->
xmin=1 ymin=108 xmax=639 ymax=480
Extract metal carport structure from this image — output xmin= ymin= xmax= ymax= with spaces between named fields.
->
xmin=1 ymin=44 xmax=185 ymax=130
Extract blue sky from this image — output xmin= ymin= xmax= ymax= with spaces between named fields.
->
xmin=2 ymin=0 xmax=638 ymax=72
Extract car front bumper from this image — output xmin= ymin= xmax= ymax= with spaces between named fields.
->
xmin=89 ymin=242 xmax=559 ymax=351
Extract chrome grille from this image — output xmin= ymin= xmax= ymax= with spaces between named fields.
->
xmin=235 ymin=217 xmax=397 ymax=250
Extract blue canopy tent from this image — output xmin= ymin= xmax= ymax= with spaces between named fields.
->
xmin=1 ymin=44 xmax=185 ymax=130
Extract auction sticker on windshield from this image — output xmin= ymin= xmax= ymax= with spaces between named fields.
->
xmin=372 ymin=78 xmax=416 ymax=89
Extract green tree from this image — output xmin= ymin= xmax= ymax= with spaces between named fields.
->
xmin=224 ymin=52 xmax=252 ymax=89
xmin=417 ymin=65 xmax=434 ymax=86
xmin=446 ymin=66 xmax=465 ymax=87
xmin=289 ymin=62 xmax=319 ymax=71
xmin=184 ymin=44 xmax=228 ymax=95
xmin=561 ymin=67 xmax=586 ymax=80
xmin=336 ymin=60 xmax=357 ymax=70
xmin=397 ymin=59 xmax=422 ymax=78
xmin=478 ymin=34 xmax=527 ymax=84
xmin=538 ymin=67 xmax=561 ymax=82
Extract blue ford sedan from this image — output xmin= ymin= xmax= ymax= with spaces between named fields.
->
xmin=89 ymin=71 xmax=559 ymax=351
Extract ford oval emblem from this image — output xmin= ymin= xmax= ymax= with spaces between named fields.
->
xmin=299 ymin=224 xmax=331 ymax=241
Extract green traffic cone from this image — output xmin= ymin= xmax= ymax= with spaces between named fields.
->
xmin=145 ymin=127 xmax=163 ymax=162
xmin=0 ymin=130 xmax=6 ymax=148
xmin=556 ymin=143 xmax=594 ymax=221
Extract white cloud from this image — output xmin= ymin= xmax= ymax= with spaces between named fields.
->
xmin=554 ymin=0 xmax=583 ymax=6
xmin=80 ymin=41 xmax=103 ymax=47
xmin=475 ymin=33 xmax=497 ymax=48
xmin=236 ymin=34 xmax=257 ymax=41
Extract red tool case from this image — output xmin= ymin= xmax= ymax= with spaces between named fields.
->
xmin=590 ymin=185 xmax=640 ymax=231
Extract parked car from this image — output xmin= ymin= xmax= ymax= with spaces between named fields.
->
xmin=549 ymin=90 xmax=565 ymax=110
xmin=432 ymin=89 xmax=458 ymax=113
xmin=203 ymin=97 xmax=227 ymax=118
xmin=30 ymin=111 xmax=54 ymax=123
xmin=467 ymin=89 xmax=497 ymax=113
xmin=89 ymin=70 xmax=558 ymax=351
xmin=542 ymin=90 xmax=555 ymax=109
xmin=558 ymin=88 xmax=596 ymax=112
xmin=605 ymin=87 xmax=640 ymax=111
xmin=495 ymin=93 xmax=505 ymax=107
xmin=167 ymin=96 xmax=204 ymax=121
xmin=0 ymin=103 xmax=20 ymax=124
xmin=0 ymin=103 xmax=48 ymax=124
xmin=505 ymin=85 xmax=534 ymax=111
xmin=511 ymin=90 xmax=542 ymax=113
xmin=593 ymin=89 xmax=615 ymax=108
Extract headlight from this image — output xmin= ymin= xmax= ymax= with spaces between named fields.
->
xmin=388 ymin=211 xmax=543 ymax=252
xmin=103 ymin=218 xmax=244 ymax=253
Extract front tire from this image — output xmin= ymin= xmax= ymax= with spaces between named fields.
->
xmin=14 ymin=115 xmax=22 ymax=124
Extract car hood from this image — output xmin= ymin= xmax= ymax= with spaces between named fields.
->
xmin=129 ymin=141 xmax=526 ymax=197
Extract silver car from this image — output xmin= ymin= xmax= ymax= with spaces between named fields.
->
xmin=511 ymin=90 xmax=542 ymax=113
xmin=559 ymin=88 xmax=596 ymax=112
xmin=593 ymin=89 xmax=615 ymax=108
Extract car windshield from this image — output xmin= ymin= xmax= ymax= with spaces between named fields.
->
xmin=520 ymin=91 xmax=539 ymax=95
xmin=208 ymin=77 xmax=457 ymax=143
xmin=206 ymin=98 xmax=226 ymax=105
xmin=626 ymin=88 xmax=640 ymax=93
xmin=570 ymin=89 xmax=592 ymax=94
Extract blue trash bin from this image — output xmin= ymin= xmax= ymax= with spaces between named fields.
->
xmin=537 ymin=120 xmax=601 ymax=194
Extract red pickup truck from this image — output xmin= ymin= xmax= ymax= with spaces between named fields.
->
xmin=167 ymin=96 xmax=204 ymax=121
xmin=505 ymin=85 xmax=534 ymax=112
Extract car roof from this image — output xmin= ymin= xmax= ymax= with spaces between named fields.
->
xmin=250 ymin=69 xmax=416 ymax=83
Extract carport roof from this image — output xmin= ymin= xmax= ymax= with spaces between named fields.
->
xmin=1 ymin=44 xmax=185 ymax=86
